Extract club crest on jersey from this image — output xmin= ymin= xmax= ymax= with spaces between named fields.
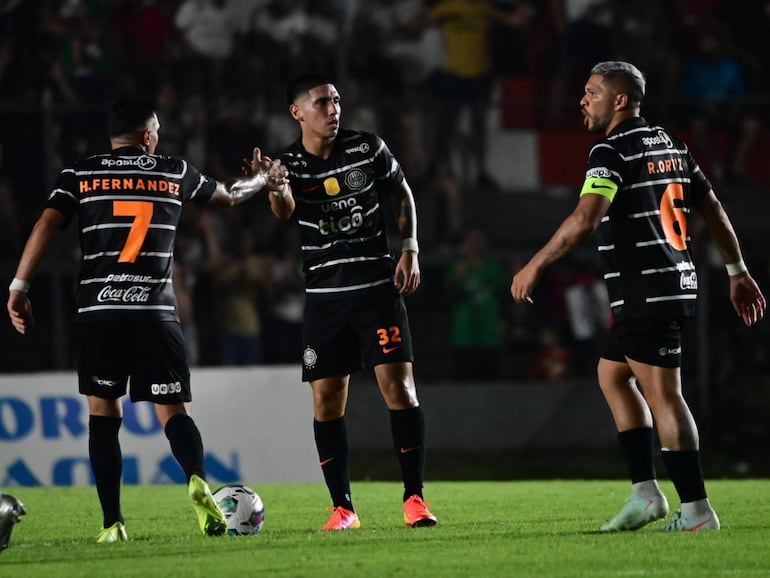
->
xmin=303 ymin=347 xmax=317 ymax=369
xmin=323 ymin=177 xmax=341 ymax=196
xmin=344 ymin=169 xmax=366 ymax=191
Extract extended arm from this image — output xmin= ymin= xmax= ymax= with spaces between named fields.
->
xmin=392 ymin=178 xmax=420 ymax=295
xmin=511 ymin=193 xmax=610 ymax=303
xmin=695 ymin=190 xmax=765 ymax=325
xmin=209 ymin=147 xmax=289 ymax=207
xmin=7 ymin=208 xmax=66 ymax=334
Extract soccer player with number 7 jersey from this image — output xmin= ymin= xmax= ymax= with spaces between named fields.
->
xmin=511 ymin=61 xmax=765 ymax=532
xmin=6 ymin=99 xmax=288 ymax=542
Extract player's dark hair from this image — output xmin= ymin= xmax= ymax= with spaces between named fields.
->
xmin=591 ymin=61 xmax=646 ymax=106
xmin=286 ymin=73 xmax=335 ymax=106
xmin=107 ymin=99 xmax=157 ymax=137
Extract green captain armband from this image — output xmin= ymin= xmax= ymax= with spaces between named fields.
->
xmin=580 ymin=177 xmax=618 ymax=201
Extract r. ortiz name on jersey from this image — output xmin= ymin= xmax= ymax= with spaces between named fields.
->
xmin=579 ymin=118 xmax=711 ymax=321
xmin=280 ymin=129 xmax=404 ymax=299
xmin=47 ymin=146 xmax=216 ymax=321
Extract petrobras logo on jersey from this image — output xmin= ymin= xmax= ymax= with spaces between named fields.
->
xmin=641 ymin=130 xmax=674 ymax=149
xmin=586 ymin=167 xmax=611 ymax=179
xmin=97 ymin=285 xmax=151 ymax=303
xmin=318 ymin=205 xmax=363 ymax=235
xmin=345 ymin=142 xmax=370 ymax=155
xmin=101 ymin=156 xmax=158 ymax=170
xmin=344 ymin=169 xmax=367 ymax=191
xmin=105 ymin=273 xmax=154 ymax=283
xmin=680 ymin=271 xmax=698 ymax=290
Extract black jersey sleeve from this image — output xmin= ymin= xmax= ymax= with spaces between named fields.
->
xmin=580 ymin=142 xmax=624 ymax=201
xmin=45 ymin=167 xmax=79 ymax=227
xmin=587 ymin=143 xmax=625 ymax=185
xmin=372 ymin=134 xmax=405 ymax=188
xmin=683 ymin=143 xmax=712 ymax=204
xmin=179 ymin=158 xmax=217 ymax=205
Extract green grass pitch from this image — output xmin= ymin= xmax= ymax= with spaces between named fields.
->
xmin=3 ymin=480 xmax=769 ymax=577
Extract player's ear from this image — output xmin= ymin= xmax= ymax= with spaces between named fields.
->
xmin=289 ymin=103 xmax=303 ymax=122
xmin=615 ymin=93 xmax=628 ymax=111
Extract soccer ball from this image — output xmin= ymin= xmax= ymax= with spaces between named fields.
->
xmin=212 ymin=484 xmax=265 ymax=536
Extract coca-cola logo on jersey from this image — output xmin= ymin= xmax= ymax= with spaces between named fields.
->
xmin=96 ymin=285 xmax=151 ymax=303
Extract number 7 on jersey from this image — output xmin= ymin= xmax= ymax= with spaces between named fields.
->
xmin=113 ymin=200 xmax=153 ymax=263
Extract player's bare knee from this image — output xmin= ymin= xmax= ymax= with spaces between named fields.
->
xmin=379 ymin=381 xmax=418 ymax=409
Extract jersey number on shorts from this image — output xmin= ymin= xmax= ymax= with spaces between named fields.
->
xmin=113 ymin=200 xmax=154 ymax=263
xmin=659 ymin=183 xmax=687 ymax=251
xmin=377 ymin=326 xmax=402 ymax=346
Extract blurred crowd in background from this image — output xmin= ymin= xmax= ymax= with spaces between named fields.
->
xmin=1 ymin=0 xmax=770 ymax=457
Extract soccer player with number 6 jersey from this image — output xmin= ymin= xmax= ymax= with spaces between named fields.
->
xmin=511 ymin=61 xmax=765 ymax=532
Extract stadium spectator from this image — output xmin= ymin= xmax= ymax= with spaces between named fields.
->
xmin=262 ymin=223 xmax=304 ymax=364
xmin=446 ymin=228 xmax=509 ymax=380
xmin=680 ymin=26 xmax=760 ymax=183
xmin=543 ymin=0 xmax=614 ymax=128
xmin=204 ymin=222 xmax=269 ymax=365
xmin=206 ymin=93 xmax=266 ymax=182
xmin=424 ymin=0 xmax=534 ymax=188
xmin=174 ymin=0 xmax=237 ymax=94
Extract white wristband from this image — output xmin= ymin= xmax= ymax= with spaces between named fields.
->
xmin=726 ymin=259 xmax=747 ymax=276
xmin=272 ymin=183 xmax=288 ymax=198
xmin=9 ymin=278 xmax=30 ymax=293
xmin=402 ymin=238 xmax=419 ymax=254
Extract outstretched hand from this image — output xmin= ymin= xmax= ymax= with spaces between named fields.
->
xmin=730 ymin=273 xmax=766 ymax=326
xmin=244 ymin=147 xmax=288 ymax=192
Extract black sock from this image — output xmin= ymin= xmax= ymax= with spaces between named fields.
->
xmin=313 ymin=417 xmax=353 ymax=510
xmin=89 ymin=415 xmax=123 ymax=527
xmin=617 ymin=427 xmax=657 ymax=484
xmin=164 ymin=413 xmax=205 ymax=481
xmin=661 ymin=450 xmax=707 ymax=503
xmin=390 ymin=407 xmax=426 ymax=501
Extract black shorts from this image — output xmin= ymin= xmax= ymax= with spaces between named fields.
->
xmin=301 ymin=284 xmax=414 ymax=382
xmin=602 ymin=317 xmax=685 ymax=368
xmin=77 ymin=320 xmax=191 ymax=403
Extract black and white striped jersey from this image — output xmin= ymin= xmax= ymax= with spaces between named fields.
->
xmin=279 ymin=129 xmax=405 ymax=299
xmin=46 ymin=146 xmax=217 ymax=321
xmin=579 ymin=117 xmax=712 ymax=321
